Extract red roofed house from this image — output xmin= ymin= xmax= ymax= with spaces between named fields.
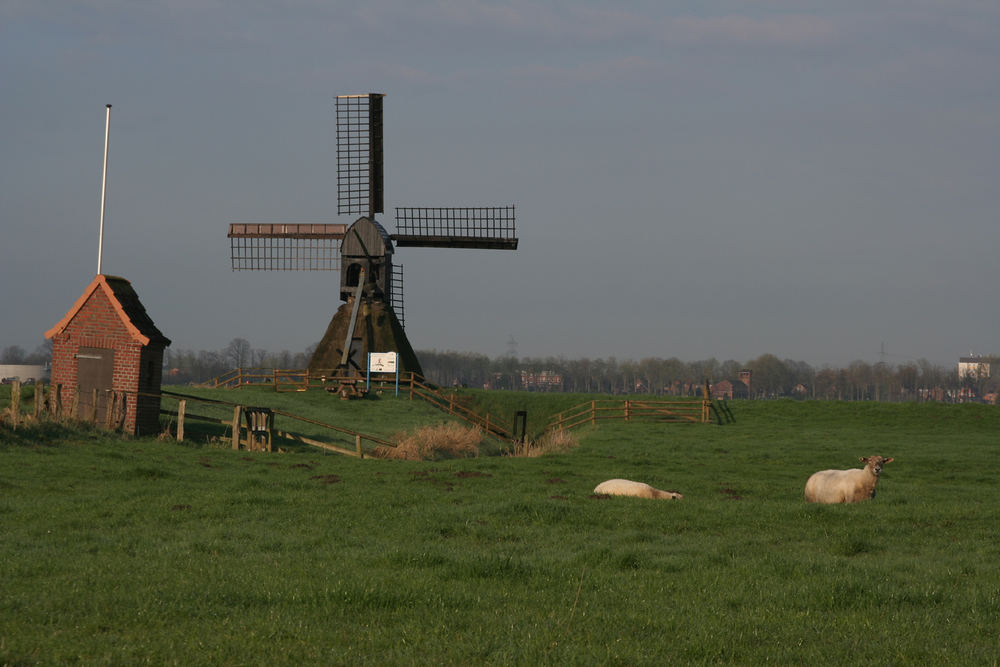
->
xmin=710 ymin=379 xmax=749 ymax=400
xmin=45 ymin=274 xmax=171 ymax=436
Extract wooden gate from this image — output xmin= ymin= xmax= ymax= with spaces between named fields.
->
xmin=77 ymin=347 xmax=114 ymax=422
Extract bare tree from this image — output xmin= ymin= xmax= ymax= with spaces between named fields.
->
xmin=1 ymin=345 xmax=26 ymax=364
xmin=224 ymin=338 xmax=252 ymax=368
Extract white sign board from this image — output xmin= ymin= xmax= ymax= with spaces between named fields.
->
xmin=368 ymin=352 xmax=398 ymax=373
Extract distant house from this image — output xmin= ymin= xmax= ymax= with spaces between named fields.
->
xmin=710 ymin=379 xmax=748 ymax=400
xmin=45 ymin=274 xmax=171 ymax=435
xmin=520 ymin=370 xmax=563 ymax=391
xmin=711 ymin=369 xmax=752 ymax=400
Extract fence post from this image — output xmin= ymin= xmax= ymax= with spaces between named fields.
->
xmin=104 ymin=391 xmax=115 ymax=428
xmin=10 ymin=380 xmax=20 ymax=428
xmin=702 ymin=382 xmax=710 ymax=423
xmin=266 ymin=412 xmax=273 ymax=452
xmin=591 ymin=400 xmax=596 ymax=426
xmin=625 ymin=400 xmax=630 ymax=422
xmin=70 ymin=387 xmax=79 ymax=419
xmin=177 ymin=399 xmax=186 ymax=441
xmin=356 ymin=434 xmax=362 ymax=458
xmin=34 ymin=383 xmax=44 ymax=418
xmin=51 ymin=383 xmax=62 ymax=417
xmin=232 ymin=405 xmax=243 ymax=450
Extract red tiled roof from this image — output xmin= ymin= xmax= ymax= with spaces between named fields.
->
xmin=45 ymin=274 xmax=171 ymax=346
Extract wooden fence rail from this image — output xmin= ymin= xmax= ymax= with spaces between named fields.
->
xmin=201 ymin=367 xmax=517 ymax=442
xmin=548 ymin=398 xmax=711 ymax=431
xmin=195 ymin=370 xmax=732 ymax=443
xmin=407 ymin=376 xmax=512 ymax=440
xmin=158 ymin=390 xmax=395 ymax=457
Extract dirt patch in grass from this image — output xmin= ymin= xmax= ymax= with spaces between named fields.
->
xmin=311 ymin=474 xmax=342 ymax=485
xmin=717 ymin=483 xmax=744 ymax=500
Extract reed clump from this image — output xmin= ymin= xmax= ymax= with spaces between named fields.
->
xmin=507 ymin=428 xmax=579 ymax=457
xmin=376 ymin=422 xmax=483 ymax=460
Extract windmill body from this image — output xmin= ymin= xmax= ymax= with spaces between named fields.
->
xmin=227 ymin=93 xmax=518 ymax=377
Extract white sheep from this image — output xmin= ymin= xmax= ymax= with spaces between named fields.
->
xmin=593 ymin=479 xmax=683 ymax=500
xmin=804 ymin=455 xmax=894 ymax=504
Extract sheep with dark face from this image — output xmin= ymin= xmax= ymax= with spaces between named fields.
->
xmin=804 ymin=456 xmax=894 ymax=504
xmin=593 ymin=479 xmax=683 ymax=500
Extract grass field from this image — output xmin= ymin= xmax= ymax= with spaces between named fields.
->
xmin=2 ymin=391 xmax=998 ymax=664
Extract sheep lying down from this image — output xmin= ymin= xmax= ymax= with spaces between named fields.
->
xmin=594 ymin=479 xmax=683 ymax=500
xmin=804 ymin=455 xmax=894 ymax=504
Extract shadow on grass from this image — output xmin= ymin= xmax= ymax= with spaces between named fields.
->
xmin=0 ymin=421 xmax=110 ymax=448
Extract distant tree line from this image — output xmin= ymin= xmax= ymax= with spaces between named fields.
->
xmin=162 ymin=338 xmax=315 ymax=385
xmin=420 ymin=350 xmax=999 ymax=402
xmin=6 ymin=338 xmax=996 ymax=402
xmin=166 ymin=341 xmax=998 ymax=403
xmin=0 ymin=342 xmax=52 ymax=365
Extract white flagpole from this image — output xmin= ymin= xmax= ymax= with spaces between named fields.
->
xmin=97 ymin=103 xmax=111 ymax=275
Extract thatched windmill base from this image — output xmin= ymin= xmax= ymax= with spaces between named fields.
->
xmin=308 ymin=298 xmax=422 ymax=377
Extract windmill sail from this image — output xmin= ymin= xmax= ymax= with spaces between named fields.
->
xmin=228 ymin=223 xmax=345 ymax=271
xmin=393 ymin=206 xmax=517 ymax=249
xmin=336 ymin=94 xmax=384 ymax=217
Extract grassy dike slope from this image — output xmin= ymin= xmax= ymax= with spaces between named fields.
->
xmin=2 ymin=397 xmax=998 ymax=664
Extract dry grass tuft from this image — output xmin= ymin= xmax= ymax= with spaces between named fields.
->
xmin=507 ymin=429 xmax=579 ymax=458
xmin=375 ymin=422 xmax=483 ymax=461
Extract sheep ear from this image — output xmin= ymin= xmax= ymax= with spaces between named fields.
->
xmin=883 ymin=457 xmax=894 ymax=464
xmin=859 ymin=456 xmax=868 ymax=463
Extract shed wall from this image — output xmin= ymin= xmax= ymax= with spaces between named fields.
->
xmin=49 ymin=287 xmax=164 ymax=435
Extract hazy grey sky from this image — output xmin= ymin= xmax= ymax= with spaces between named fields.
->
xmin=2 ymin=1 xmax=998 ymax=368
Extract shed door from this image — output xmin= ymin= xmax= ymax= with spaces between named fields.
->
xmin=77 ymin=347 xmax=115 ymax=421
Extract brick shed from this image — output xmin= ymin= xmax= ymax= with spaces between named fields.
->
xmin=45 ymin=274 xmax=171 ymax=435
xmin=710 ymin=379 xmax=749 ymax=400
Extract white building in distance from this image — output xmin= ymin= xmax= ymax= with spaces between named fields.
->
xmin=958 ymin=355 xmax=991 ymax=380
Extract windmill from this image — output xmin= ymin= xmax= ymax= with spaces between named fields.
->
xmin=227 ymin=93 xmax=518 ymax=378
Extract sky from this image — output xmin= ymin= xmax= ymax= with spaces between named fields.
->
xmin=2 ymin=1 xmax=998 ymax=369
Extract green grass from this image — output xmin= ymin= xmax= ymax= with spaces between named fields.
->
xmin=2 ymin=397 xmax=999 ymax=664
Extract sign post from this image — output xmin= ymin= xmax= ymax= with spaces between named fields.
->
xmin=367 ymin=352 xmax=399 ymax=396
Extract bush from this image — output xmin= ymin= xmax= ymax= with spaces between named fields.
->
xmin=375 ymin=422 xmax=483 ymax=460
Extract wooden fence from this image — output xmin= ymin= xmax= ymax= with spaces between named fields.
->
xmin=407 ymin=375 xmax=512 ymax=440
xmin=1 ymin=380 xmax=132 ymax=431
xmin=4 ymin=378 xmax=733 ymax=455
xmin=202 ymin=368 xmax=515 ymax=441
xmin=198 ymin=369 xmax=737 ymax=440
xmin=548 ymin=398 xmax=711 ymax=431
xmin=159 ymin=390 xmax=395 ymax=458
